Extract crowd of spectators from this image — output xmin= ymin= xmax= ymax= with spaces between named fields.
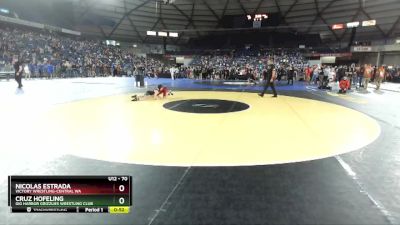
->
xmin=0 ymin=26 xmax=307 ymax=82
xmin=1 ymin=24 xmax=399 ymax=88
xmin=385 ymin=66 xmax=400 ymax=82
xmin=303 ymin=63 xmax=399 ymax=93
xmin=0 ymin=25 xmax=169 ymax=78
xmin=185 ymin=47 xmax=306 ymax=80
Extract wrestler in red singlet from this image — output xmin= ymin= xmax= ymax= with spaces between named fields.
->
xmin=156 ymin=85 xmax=168 ymax=97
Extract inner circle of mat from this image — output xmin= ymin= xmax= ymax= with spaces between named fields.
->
xmin=1 ymin=91 xmax=380 ymax=167
xmin=163 ymin=99 xmax=250 ymax=114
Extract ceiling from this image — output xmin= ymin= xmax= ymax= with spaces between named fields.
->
xmin=74 ymin=0 xmax=400 ymax=44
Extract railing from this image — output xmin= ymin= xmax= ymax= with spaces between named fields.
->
xmin=0 ymin=71 xmax=14 ymax=81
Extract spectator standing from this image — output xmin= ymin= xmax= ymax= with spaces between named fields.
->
xmin=47 ymin=62 xmax=54 ymax=79
xmin=318 ymin=66 xmax=325 ymax=88
xmin=37 ymin=61 xmax=43 ymax=78
xmin=24 ymin=63 xmax=31 ymax=79
xmin=347 ymin=65 xmax=355 ymax=90
xmin=375 ymin=66 xmax=385 ymax=90
xmin=363 ymin=64 xmax=372 ymax=90
xmin=337 ymin=66 xmax=346 ymax=82
xmin=311 ymin=66 xmax=319 ymax=85
xmin=305 ymin=66 xmax=312 ymax=84
xmin=287 ymin=66 xmax=294 ymax=85
xmin=358 ymin=65 xmax=364 ymax=88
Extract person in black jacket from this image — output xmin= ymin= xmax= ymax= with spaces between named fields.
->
xmin=337 ymin=66 xmax=346 ymax=82
xmin=287 ymin=66 xmax=295 ymax=85
xmin=14 ymin=58 xmax=23 ymax=89
xmin=258 ymin=65 xmax=278 ymax=98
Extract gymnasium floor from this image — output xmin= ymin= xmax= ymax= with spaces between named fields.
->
xmin=0 ymin=77 xmax=400 ymax=225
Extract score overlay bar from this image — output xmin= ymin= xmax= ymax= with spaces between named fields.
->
xmin=8 ymin=176 xmax=132 ymax=213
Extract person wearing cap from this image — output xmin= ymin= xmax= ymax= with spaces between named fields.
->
xmin=258 ymin=64 xmax=278 ymax=98
xmin=13 ymin=58 xmax=23 ymax=89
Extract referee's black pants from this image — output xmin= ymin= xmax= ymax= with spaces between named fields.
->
xmin=15 ymin=75 xmax=22 ymax=88
xmin=260 ymin=80 xmax=277 ymax=97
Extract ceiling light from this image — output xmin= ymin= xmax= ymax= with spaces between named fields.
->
xmin=169 ymin=32 xmax=178 ymax=37
xmin=362 ymin=20 xmax=376 ymax=27
xmin=346 ymin=21 xmax=360 ymax=28
xmin=146 ymin=31 xmax=157 ymax=36
xmin=158 ymin=31 xmax=168 ymax=37
xmin=0 ymin=8 xmax=9 ymax=14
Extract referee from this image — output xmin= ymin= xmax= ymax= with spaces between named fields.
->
xmin=259 ymin=64 xmax=278 ymax=98
xmin=14 ymin=58 xmax=23 ymax=89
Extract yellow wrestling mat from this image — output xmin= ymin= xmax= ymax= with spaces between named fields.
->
xmin=1 ymin=91 xmax=380 ymax=166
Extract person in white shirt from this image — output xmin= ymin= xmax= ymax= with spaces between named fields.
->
xmin=328 ymin=68 xmax=336 ymax=81
xmin=311 ymin=65 xmax=320 ymax=84
xmin=324 ymin=66 xmax=330 ymax=78
xmin=170 ymin=66 xmax=176 ymax=80
xmin=24 ymin=64 xmax=31 ymax=79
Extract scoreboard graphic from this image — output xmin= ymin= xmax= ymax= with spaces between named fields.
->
xmin=8 ymin=176 xmax=132 ymax=213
